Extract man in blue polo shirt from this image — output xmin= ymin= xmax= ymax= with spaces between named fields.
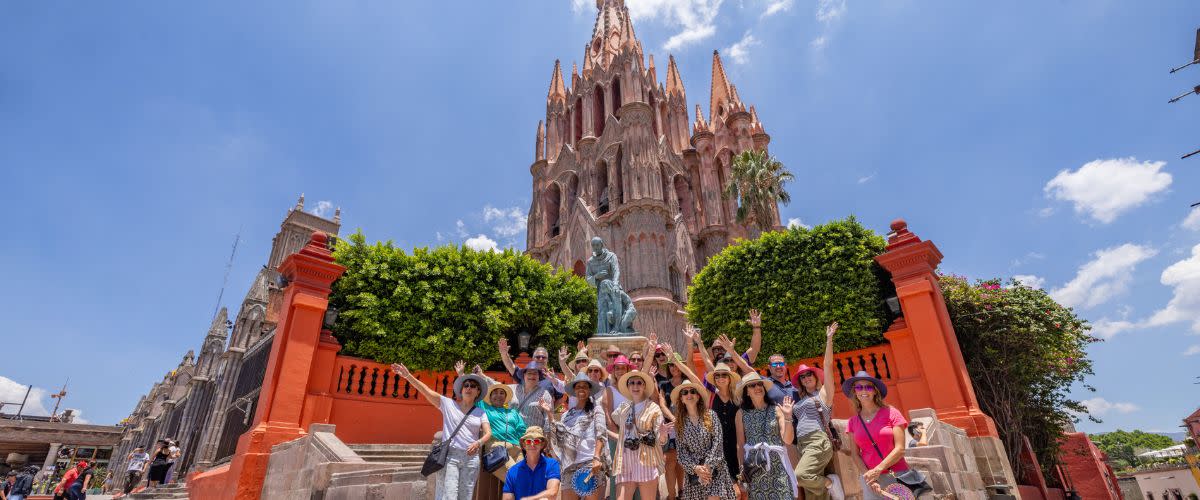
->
xmin=502 ymin=426 xmax=560 ymax=500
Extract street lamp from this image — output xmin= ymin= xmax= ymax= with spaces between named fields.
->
xmin=517 ymin=330 xmax=532 ymax=352
xmin=323 ymin=307 xmax=339 ymax=330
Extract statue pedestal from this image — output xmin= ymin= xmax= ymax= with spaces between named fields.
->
xmin=588 ymin=335 xmax=650 ymax=360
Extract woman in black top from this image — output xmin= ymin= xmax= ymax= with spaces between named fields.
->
xmin=146 ymin=441 xmax=172 ymax=487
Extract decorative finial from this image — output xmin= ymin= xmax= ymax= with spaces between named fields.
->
xmin=295 ymin=193 xmax=305 ymax=211
xmin=334 ymin=207 xmax=341 ymax=223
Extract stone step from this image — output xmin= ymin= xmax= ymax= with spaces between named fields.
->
xmin=349 ymin=444 xmax=432 ymax=464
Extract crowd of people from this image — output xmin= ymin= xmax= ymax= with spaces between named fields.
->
xmin=391 ymin=310 xmax=927 ymax=500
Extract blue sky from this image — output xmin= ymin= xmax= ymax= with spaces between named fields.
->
xmin=1 ymin=1 xmax=1198 ymax=435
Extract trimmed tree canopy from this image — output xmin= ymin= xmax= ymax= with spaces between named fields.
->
xmin=686 ymin=217 xmax=892 ymax=359
xmin=1090 ymin=430 xmax=1177 ymax=468
xmin=328 ymin=231 xmax=596 ymax=370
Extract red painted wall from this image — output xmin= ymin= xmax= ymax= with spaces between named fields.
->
xmin=1059 ymin=432 xmax=1123 ymax=500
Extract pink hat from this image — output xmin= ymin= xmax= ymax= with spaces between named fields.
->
xmin=607 ymin=355 xmax=631 ymax=372
xmin=790 ymin=364 xmax=824 ymax=387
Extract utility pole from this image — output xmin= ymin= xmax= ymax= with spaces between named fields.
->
xmin=49 ymin=380 xmax=68 ymax=420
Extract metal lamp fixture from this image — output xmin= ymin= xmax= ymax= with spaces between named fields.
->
xmin=323 ymin=307 xmax=339 ymax=330
xmin=517 ymin=330 xmax=532 ymax=351
xmin=884 ymin=295 xmax=903 ymax=316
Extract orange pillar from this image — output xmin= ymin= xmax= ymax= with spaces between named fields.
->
xmin=874 ymin=219 xmax=998 ymax=438
xmin=224 ymin=231 xmax=346 ymax=499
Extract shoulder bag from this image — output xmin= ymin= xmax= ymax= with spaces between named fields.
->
xmin=422 ymin=405 xmax=480 ymax=477
xmin=857 ymin=413 xmax=932 ymax=497
xmin=482 ymin=442 xmax=510 ymax=473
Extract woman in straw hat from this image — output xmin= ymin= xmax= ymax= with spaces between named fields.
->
xmin=787 ymin=322 xmax=842 ymax=500
xmin=735 ymin=372 xmax=797 ymax=500
xmin=542 ymin=372 xmax=608 ymax=500
xmin=612 ymin=369 xmax=670 ymax=500
xmin=391 ymin=363 xmax=492 ymax=500
xmin=672 ymin=379 xmax=735 ymax=500
xmin=841 ymin=371 xmax=911 ymax=500
xmin=704 ymin=361 xmax=742 ymax=496
xmin=478 ymin=381 xmax=524 ymax=483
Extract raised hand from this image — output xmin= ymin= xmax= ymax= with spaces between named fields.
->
xmin=648 ymin=364 xmax=658 ymax=377
xmin=498 ymin=338 xmax=510 ymax=354
xmin=577 ymin=340 xmax=588 ymax=353
xmin=472 ymin=364 xmax=484 ymax=375
xmin=558 ymin=346 xmax=570 ymax=362
xmin=661 ymin=342 xmax=676 ymax=356
xmin=647 ymin=330 xmax=659 ymax=346
xmin=682 ymin=325 xmax=699 ymax=345
xmin=717 ymin=334 xmax=736 ymax=352
xmin=778 ymin=396 xmax=795 ymax=416
xmin=538 ymin=399 xmax=553 ymax=415
xmin=390 ymin=363 xmax=411 ymax=379
xmin=826 ymin=321 xmax=839 ymax=341
xmin=748 ymin=309 xmax=762 ymax=328
xmin=454 ymin=360 xmax=465 ymax=375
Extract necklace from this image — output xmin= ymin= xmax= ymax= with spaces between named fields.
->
xmin=861 ymin=408 xmax=880 ymax=423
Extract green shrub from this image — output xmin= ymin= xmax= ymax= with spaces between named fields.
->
xmin=328 ymin=230 xmax=596 ymax=370
xmin=685 ymin=217 xmax=892 ymax=360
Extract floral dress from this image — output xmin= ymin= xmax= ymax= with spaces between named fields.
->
xmin=676 ymin=410 xmax=736 ymax=500
xmin=742 ymin=407 xmax=792 ymax=500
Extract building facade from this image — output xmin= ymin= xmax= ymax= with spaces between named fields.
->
xmin=525 ymin=0 xmax=780 ymax=345
xmin=107 ymin=197 xmax=340 ymax=490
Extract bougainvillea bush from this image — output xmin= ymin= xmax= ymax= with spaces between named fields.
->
xmin=941 ymin=275 xmax=1099 ymax=484
xmin=686 ymin=217 xmax=894 ymax=359
xmin=328 ymin=230 xmax=595 ymax=370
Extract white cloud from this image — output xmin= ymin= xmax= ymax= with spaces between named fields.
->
xmin=1080 ymin=397 xmax=1139 ymax=416
xmin=1184 ymin=345 xmax=1200 ymax=356
xmin=1043 ymin=157 xmax=1172 ymax=224
xmin=724 ymin=32 xmax=760 ymax=64
xmin=857 ymin=172 xmax=875 ymax=184
xmin=816 ymin=0 xmax=846 ymax=23
xmin=1183 ymin=207 xmax=1200 ymax=231
xmin=1049 ymin=243 xmax=1157 ymax=309
xmin=809 ymin=36 xmax=828 ymax=50
xmin=786 ymin=217 xmax=809 ymax=229
xmin=465 ymin=234 xmax=499 ymax=252
xmin=1010 ymin=251 xmax=1046 ymax=268
xmin=1146 ymin=243 xmax=1200 ymax=332
xmin=455 ymin=220 xmax=468 ymax=238
xmin=483 ymin=205 xmax=528 ymax=239
xmin=309 ymin=200 xmax=333 ymax=218
xmin=762 ymin=0 xmax=793 ymax=17
xmin=1037 ymin=207 xmax=1055 ymax=218
xmin=572 ymin=0 xmax=590 ymax=12
xmin=1011 ymin=274 xmax=1045 ymax=289
xmin=66 ymin=409 xmax=89 ymax=424
xmin=0 ymin=376 xmax=51 ymax=417
xmin=1090 ymin=318 xmax=1139 ymax=340
xmin=625 ymin=0 xmax=724 ymax=51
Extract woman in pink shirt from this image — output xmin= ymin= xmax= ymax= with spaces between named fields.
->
xmin=842 ymin=371 xmax=909 ymax=499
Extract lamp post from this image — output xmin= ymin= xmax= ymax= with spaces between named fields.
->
xmin=517 ymin=330 xmax=532 ymax=353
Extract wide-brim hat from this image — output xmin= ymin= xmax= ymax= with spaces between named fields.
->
xmin=842 ymin=370 xmax=887 ymax=398
xmin=453 ymin=373 xmax=491 ymax=399
xmin=736 ymin=372 xmax=774 ymax=402
xmin=515 ymin=361 xmax=547 ymax=382
xmin=485 ymin=383 xmax=514 ymax=406
xmin=573 ymin=351 xmax=591 ymax=363
xmin=669 ymin=380 xmax=709 ymax=409
xmin=704 ymin=362 xmax=742 ymax=387
xmin=617 ymin=370 xmax=657 ymax=400
xmin=790 ymin=364 xmax=825 ymax=388
xmin=567 ymin=372 xmax=603 ymax=397
xmin=584 ymin=359 xmax=608 ymax=378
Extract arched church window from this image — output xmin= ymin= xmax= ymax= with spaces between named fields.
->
xmin=544 ymin=184 xmax=562 ymax=238
xmin=593 ymin=85 xmax=606 ymax=136
xmin=574 ymin=98 xmax=584 ymax=144
xmin=612 ymin=77 xmax=622 ymax=112
xmin=596 ymin=160 xmax=610 ymax=215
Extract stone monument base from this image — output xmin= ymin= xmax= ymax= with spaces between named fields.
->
xmin=588 ymin=335 xmax=650 ymax=361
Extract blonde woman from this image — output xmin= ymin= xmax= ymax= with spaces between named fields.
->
xmin=611 ymin=370 xmax=670 ymax=500
xmin=672 ymin=380 xmax=735 ymax=500
xmin=544 ymin=373 xmax=607 ymax=500
xmin=735 ymin=373 xmax=796 ymax=500
xmin=842 ymin=371 xmax=913 ymax=500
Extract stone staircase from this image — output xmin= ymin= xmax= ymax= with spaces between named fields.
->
xmin=127 ymin=484 xmax=189 ymax=499
xmin=348 ymin=443 xmax=430 ymax=467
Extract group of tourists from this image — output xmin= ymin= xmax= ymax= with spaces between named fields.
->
xmin=392 ymin=310 xmax=925 ymax=500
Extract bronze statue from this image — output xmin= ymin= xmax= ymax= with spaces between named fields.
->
xmin=585 ymin=237 xmax=637 ymax=336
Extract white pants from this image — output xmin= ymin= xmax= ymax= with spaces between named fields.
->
xmin=438 ymin=447 xmax=480 ymax=500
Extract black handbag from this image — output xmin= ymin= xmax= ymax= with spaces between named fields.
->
xmin=857 ymin=414 xmax=933 ymax=497
xmin=421 ymin=407 xmax=480 ymax=477
xmin=482 ymin=444 xmax=509 ymax=473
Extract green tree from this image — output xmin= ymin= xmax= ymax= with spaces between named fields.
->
xmin=1090 ymin=430 xmax=1177 ymax=468
xmin=686 ymin=217 xmax=892 ymax=359
xmin=722 ymin=149 xmax=794 ymax=230
xmin=941 ymin=275 xmax=1099 ymax=485
xmin=328 ymin=230 xmax=596 ymax=370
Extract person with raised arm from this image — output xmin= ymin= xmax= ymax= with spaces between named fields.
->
xmin=611 ymin=369 xmax=671 ymax=500
xmin=789 ymin=322 xmax=843 ymax=499
xmin=656 ymin=351 xmax=687 ymax=500
xmin=735 ymin=373 xmax=797 ymax=500
xmin=559 ymin=341 xmax=591 ymax=379
xmin=390 ymin=362 xmax=492 ymax=500
xmin=543 ymin=373 xmax=607 ymax=500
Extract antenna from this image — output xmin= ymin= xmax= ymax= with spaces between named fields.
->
xmin=211 ymin=228 xmax=242 ymax=321
xmin=1171 ymin=27 xmax=1200 ymax=160
xmin=49 ymin=379 xmax=68 ymax=420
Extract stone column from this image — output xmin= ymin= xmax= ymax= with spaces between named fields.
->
xmin=218 ymin=232 xmax=346 ymax=499
xmin=42 ymin=443 xmax=61 ymax=472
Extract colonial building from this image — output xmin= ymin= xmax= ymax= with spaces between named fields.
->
xmin=525 ymin=0 xmax=781 ymax=345
xmin=107 ymin=196 xmax=340 ymax=489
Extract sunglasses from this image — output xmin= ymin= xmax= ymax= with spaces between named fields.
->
xmin=606 ymin=352 xmax=620 ymax=358
xmin=713 ymin=373 xmax=730 ymax=379
xmin=462 ymin=382 xmax=480 ymax=389
xmin=629 ymin=357 xmax=644 ymax=362
xmin=798 ymin=372 xmax=816 ymax=379
xmin=587 ymin=368 xmax=603 ymax=374
xmin=522 ymin=438 xmax=545 ymax=446
xmin=769 ymin=362 xmax=786 ymax=368
xmin=679 ymin=389 xmax=699 ymax=397
xmin=747 ymin=382 xmax=765 ymax=390
xmin=853 ymin=384 xmax=877 ymax=392
xmin=655 ymin=353 xmax=667 ymax=358
xmin=627 ymin=379 xmax=645 ymax=386
xmin=534 ymin=355 xmax=548 ymax=360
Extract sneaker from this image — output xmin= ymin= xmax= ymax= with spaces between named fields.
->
xmin=826 ymin=473 xmax=845 ymax=500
